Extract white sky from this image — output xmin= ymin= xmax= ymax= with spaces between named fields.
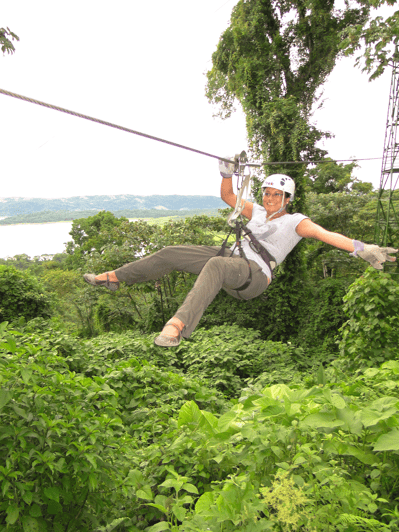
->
xmin=0 ymin=0 xmax=396 ymax=199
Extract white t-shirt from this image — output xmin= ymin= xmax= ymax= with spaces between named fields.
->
xmin=232 ymin=203 xmax=308 ymax=280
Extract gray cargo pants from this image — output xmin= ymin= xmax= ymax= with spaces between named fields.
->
xmin=115 ymin=245 xmax=270 ymax=338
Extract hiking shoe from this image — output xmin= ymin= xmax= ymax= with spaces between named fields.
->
xmin=154 ymin=319 xmax=183 ymax=347
xmin=83 ymin=273 xmax=120 ymax=292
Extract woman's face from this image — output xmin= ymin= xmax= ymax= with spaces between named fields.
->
xmin=262 ymin=187 xmax=290 ymax=216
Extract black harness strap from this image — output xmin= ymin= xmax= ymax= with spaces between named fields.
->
xmin=233 ymin=222 xmax=252 ymax=292
xmin=215 ymin=223 xmax=252 ymax=292
xmin=215 ymin=226 xmax=234 ymax=258
xmin=240 ymin=224 xmax=276 ymax=278
xmin=216 ymin=218 xmax=276 ymax=293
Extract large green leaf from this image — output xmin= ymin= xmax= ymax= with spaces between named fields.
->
xmin=177 ymin=401 xmax=201 ymax=428
xmin=47 ymin=500 xmax=62 ymax=515
xmin=126 ymin=469 xmax=144 ymax=487
xmin=44 ymin=486 xmax=60 ymax=502
xmin=195 ymin=492 xmax=214 ymax=514
xmin=136 ymin=486 xmax=153 ymax=501
xmin=217 ymin=411 xmax=238 ymax=432
xmin=159 ymin=479 xmax=184 ymax=492
xmin=146 ymin=522 xmax=170 ymax=532
xmin=263 ymin=384 xmax=291 ymax=400
xmin=29 ymin=504 xmax=42 ymax=518
xmin=373 ymin=430 xmax=399 ymax=452
xmin=359 ymin=407 xmax=397 ymax=428
xmin=182 ymin=483 xmax=199 ymax=494
xmin=22 ymin=516 xmax=39 ymax=532
xmin=0 ymin=389 xmax=12 ymax=411
xmin=172 ymin=503 xmax=186 ymax=521
xmin=301 ymin=413 xmax=345 ymax=430
xmin=336 ymin=408 xmax=363 ymax=435
xmin=337 ymin=443 xmax=378 ymax=465
xmin=330 ymin=394 xmax=346 ymax=410
xmin=6 ymin=505 xmax=19 ymax=525
xmin=200 ymin=410 xmax=219 ymax=436
xmin=146 ymin=503 xmax=168 ymax=514
xmin=21 ymin=368 xmax=32 ymax=384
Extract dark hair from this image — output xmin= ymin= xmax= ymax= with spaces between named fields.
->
xmin=284 ymin=192 xmax=291 ymax=200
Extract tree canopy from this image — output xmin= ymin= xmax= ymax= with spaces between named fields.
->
xmin=340 ymin=0 xmax=399 ymax=80
xmin=0 ymin=27 xmax=19 ymax=55
xmin=206 ymin=0 xmax=368 ymax=182
xmin=305 ymin=158 xmax=373 ymax=195
xmin=206 ymin=0 xmax=370 ymax=339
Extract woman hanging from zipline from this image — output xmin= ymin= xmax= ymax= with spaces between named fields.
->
xmin=84 ymin=158 xmax=397 ymax=346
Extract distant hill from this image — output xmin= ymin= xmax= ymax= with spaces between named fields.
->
xmin=0 ymin=195 xmax=225 ymax=217
xmin=0 ymin=208 xmax=224 ymax=225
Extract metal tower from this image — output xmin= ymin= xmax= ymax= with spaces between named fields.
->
xmin=374 ymin=49 xmax=399 ymax=253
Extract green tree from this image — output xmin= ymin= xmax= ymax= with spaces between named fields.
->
xmin=305 ymin=158 xmax=367 ymax=194
xmin=206 ymin=0 xmax=368 ymax=341
xmin=41 ymin=269 xmax=99 ymax=335
xmin=0 ymin=265 xmax=52 ymax=323
xmin=65 ymin=211 xmax=129 ymax=269
xmin=206 ymin=0 xmax=368 ymax=191
xmin=304 ymin=190 xmax=375 ymax=279
xmin=339 ymin=268 xmax=399 ymax=366
xmin=340 ymin=0 xmax=399 ymax=80
xmin=0 ymin=27 xmax=19 ymax=54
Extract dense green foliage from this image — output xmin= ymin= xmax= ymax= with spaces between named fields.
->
xmin=206 ymin=0 xmax=367 ymax=191
xmin=0 ymin=266 xmax=52 ymax=323
xmin=2 ymin=3 xmax=399 ymax=528
xmin=339 ymin=268 xmax=399 ymax=368
xmin=340 ymin=0 xmax=399 ymax=80
xmin=1 ymin=285 xmax=399 ymax=531
xmin=1 ymin=199 xmax=399 ymax=530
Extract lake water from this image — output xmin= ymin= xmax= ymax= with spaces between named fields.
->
xmin=0 ymin=222 xmax=74 ymax=259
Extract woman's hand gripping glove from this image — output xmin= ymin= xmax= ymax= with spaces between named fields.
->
xmin=350 ymin=240 xmax=398 ymax=270
xmin=219 ymin=157 xmax=236 ymax=178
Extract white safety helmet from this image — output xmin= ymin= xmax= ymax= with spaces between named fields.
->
xmin=261 ymin=174 xmax=295 ymax=202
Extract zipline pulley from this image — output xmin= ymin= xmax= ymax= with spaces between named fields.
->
xmin=228 ymin=150 xmax=251 ymax=227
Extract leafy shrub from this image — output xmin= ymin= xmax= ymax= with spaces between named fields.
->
xmin=121 ymin=359 xmax=399 ymax=531
xmin=0 ymin=324 xmax=133 ymax=532
xmin=0 ymin=265 xmax=52 ymax=323
xmin=339 ymin=268 xmax=399 ymax=368
xmin=296 ymin=277 xmax=349 ymax=357
xmin=4 ymin=316 xmax=399 ymax=531
xmin=7 ymin=323 xmax=227 ymax=441
xmin=94 ymin=298 xmax=138 ymax=333
xmin=176 ymin=325 xmax=313 ymax=397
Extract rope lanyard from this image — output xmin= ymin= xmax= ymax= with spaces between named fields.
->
xmin=0 ymin=88 xmax=382 ymax=168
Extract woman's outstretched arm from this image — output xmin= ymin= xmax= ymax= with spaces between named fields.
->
xmin=296 ymin=218 xmax=397 ymax=269
xmin=220 ymin=175 xmax=253 ymax=220
xmin=296 ymin=219 xmax=355 ymax=251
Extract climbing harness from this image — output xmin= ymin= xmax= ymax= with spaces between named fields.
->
xmin=216 ymin=151 xmax=277 ymax=295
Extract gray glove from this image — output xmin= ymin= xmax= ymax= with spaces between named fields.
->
xmin=219 ymin=157 xmax=236 ymax=178
xmin=351 ymin=240 xmax=398 ymax=270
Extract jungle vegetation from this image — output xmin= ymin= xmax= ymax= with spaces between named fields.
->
xmin=2 ymin=1 xmax=399 ymax=530
xmin=1 ymin=167 xmax=399 ymax=531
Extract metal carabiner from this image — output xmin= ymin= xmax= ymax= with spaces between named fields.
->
xmin=228 ymin=151 xmax=251 ymax=227
xmin=233 ymin=150 xmax=248 ymax=175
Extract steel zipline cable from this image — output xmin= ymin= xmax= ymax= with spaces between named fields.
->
xmin=0 ymin=87 xmax=382 ymax=168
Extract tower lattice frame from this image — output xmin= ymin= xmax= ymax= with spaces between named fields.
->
xmin=374 ymin=50 xmax=399 ymax=252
